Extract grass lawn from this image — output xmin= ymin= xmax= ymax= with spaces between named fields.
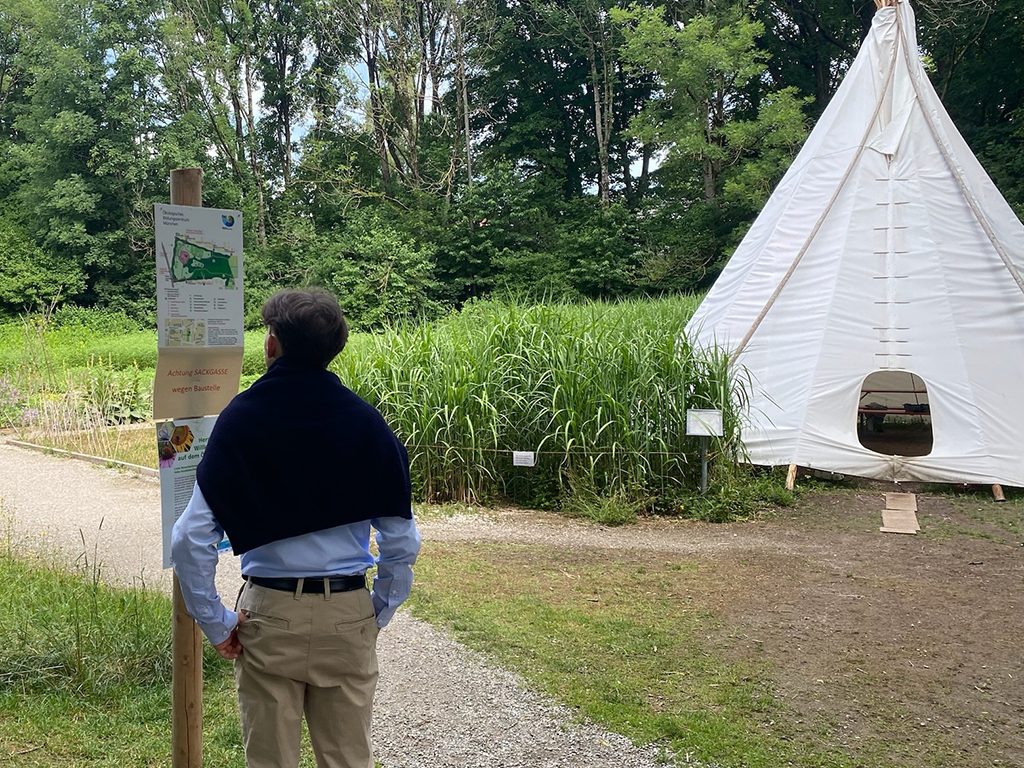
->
xmin=0 ymin=552 xmax=326 ymax=767
xmin=409 ymin=542 xmax=853 ymax=768
xmin=2 ymin=541 xmax=842 ymax=768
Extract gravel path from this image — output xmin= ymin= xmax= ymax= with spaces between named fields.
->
xmin=0 ymin=443 xmax=663 ymax=768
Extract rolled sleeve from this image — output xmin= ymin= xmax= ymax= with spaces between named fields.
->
xmin=171 ymin=483 xmax=238 ymax=645
xmin=370 ymin=513 xmax=421 ymax=628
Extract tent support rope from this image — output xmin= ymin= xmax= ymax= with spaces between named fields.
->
xmin=727 ymin=6 xmax=904 ymax=368
xmin=894 ymin=8 xmax=1024 ymax=295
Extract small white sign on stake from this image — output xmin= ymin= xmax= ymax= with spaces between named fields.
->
xmin=512 ymin=451 xmax=536 ymax=467
xmin=686 ymin=409 xmax=724 ymax=437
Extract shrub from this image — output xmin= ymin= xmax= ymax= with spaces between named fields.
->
xmin=298 ymin=211 xmax=444 ymax=331
xmin=0 ymin=221 xmax=86 ymax=314
xmin=674 ymin=466 xmax=795 ymax=523
xmin=50 ymin=305 xmax=143 ymax=335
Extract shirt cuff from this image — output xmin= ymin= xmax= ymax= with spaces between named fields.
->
xmin=371 ymin=566 xmax=414 ymax=628
xmin=195 ymin=608 xmax=238 ymax=646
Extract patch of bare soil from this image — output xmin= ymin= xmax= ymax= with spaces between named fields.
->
xmin=421 ymin=487 xmax=1024 ymax=767
xmin=702 ymin=491 xmax=1022 ymax=768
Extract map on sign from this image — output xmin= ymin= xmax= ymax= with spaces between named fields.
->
xmin=168 ymin=236 xmax=238 ymax=288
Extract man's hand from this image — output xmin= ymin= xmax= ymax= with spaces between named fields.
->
xmin=213 ymin=611 xmax=247 ymax=660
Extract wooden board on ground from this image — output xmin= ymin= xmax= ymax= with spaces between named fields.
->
xmin=885 ymin=492 xmax=918 ymax=511
xmin=881 ymin=507 xmax=920 ymax=535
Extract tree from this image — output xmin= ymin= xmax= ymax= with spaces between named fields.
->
xmin=1 ymin=0 xmax=173 ymax=316
xmin=615 ymin=4 xmax=807 ymax=204
xmin=752 ymin=0 xmax=872 ymax=116
xmin=253 ymin=0 xmax=316 ymax=187
xmin=536 ymin=0 xmax=619 ymax=207
xmin=917 ymin=0 xmax=1022 ymax=219
xmin=0 ymin=0 xmax=1015 ymax=322
xmin=162 ymin=0 xmax=269 ymax=245
xmin=0 ymin=219 xmax=84 ymax=313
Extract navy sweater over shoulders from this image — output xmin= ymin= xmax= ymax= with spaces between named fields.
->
xmin=196 ymin=356 xmax=412 ymax=555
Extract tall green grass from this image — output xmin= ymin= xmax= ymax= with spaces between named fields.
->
xmin=0 ymin=308 xmax=262 ymax=438
xmin=333 ymin=297 xmax=745 ymax=512
xmin=2 ymin=296 xmax=753 ymax=516
xmin=0 ymin=312 xmax=159 ymax=451
xmin=0 ymin=543 xmax=173 ymax=698
xmin=0 ymin=319 xmax=266 ymax=375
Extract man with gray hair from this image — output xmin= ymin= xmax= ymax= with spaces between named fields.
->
xmin=172 ymin=288 xmax=420 ymax=768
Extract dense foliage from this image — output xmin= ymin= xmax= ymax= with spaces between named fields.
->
xmin=334 ymin=296 xmax=745 ymax=511
xmin=0 ymin=0 xmax=1020 ymax=325
xmin=2 ymin=298 xmax=773 ymax=514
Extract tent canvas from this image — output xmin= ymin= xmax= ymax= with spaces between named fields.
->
xmin=685 ymin=0 xmax=1024 ymax=487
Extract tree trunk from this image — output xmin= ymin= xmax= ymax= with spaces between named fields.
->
xmin=589 ymin=52 xmax=610 ymax=208
xmin=599 ymin=13 xmax=615 ymax=206
xmin=362 ymin=0 xmax=394 ymax=189
xmin=455 ymin=13 xmax=472 ymax=188
xmin=244 ymin=50 xmax=267 ymax=246
xmin=231 ymin=92 xmax=245 ymax=163
xmin=637 ymin=142 xmax=652 ymax=198
xmin=416 ymin=0 xmax=428 ymax=124
xmin=703 ymin=159 xmax=716 ymax=202
xmin=369 ymin=76 xmax=393 ymax=188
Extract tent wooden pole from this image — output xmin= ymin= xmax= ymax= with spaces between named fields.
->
xmin=169 ymin=167 xmax=203 ymax=768
xmin=992 ymin=484 xmax=1006 ymax=503
xmin=785 ymin=463 xmax=798 ymax=491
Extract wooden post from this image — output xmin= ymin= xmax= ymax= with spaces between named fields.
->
xmin=171 ymin=167 xmax=203 ymax=211
xmin=170 ymin=168 xmax=203 ymax=768
xmin=992 ymin=484 xmax=1006 ymax=503
xmin=785 ymin=463 xmax=798 ymax=491
xmin=172 ymin=575 xmax=204 ymax=767
xmin=699 ymin=436 xmax=708 ymax=493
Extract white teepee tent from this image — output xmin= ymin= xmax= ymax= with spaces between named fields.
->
xmin=685 ymin=0 xmax=1024 ymax=486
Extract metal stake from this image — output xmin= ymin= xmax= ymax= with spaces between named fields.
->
xmin=700 ymin=435 xmax=708 ymax=493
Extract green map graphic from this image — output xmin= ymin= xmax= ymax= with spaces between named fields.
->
xmin=171 ymin=236 xmax=237 ymax=287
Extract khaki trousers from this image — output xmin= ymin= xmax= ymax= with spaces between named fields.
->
xmin=234 ymin=580 xmax=379 ymax=768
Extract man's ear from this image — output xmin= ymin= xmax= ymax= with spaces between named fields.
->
xmin=265 ymin=331 xmax=281 ymax=360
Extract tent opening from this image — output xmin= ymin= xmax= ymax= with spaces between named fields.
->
xmin=857 ymin=371 xmax=932 ymax=457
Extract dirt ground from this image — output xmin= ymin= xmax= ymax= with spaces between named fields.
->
xmin=702 ymin=488 xmax=1022 ymax=767
xmin=421 ymin=482 xmax=1024 ymax=768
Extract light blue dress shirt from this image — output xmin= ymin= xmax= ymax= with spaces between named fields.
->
xmin=171 ymin=482 xmax=421 ymax=645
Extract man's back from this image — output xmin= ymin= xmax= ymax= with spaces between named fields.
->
xmin=171 ymin=288 xmax=420 ymax=768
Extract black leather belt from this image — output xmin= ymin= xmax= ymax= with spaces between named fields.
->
xmin=244 ymin=574 xmax=366 ymax=594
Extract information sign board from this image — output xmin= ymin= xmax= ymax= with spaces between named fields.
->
xmin=686 ymin=409 xmax=724 ymax=437
xmin=157 ymin=417 xmax=228 ymax=568
xmin=155 ymin=203 xmax=243 ymax=568
xmin=154 ymin=204 xmax=244 ymax=419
